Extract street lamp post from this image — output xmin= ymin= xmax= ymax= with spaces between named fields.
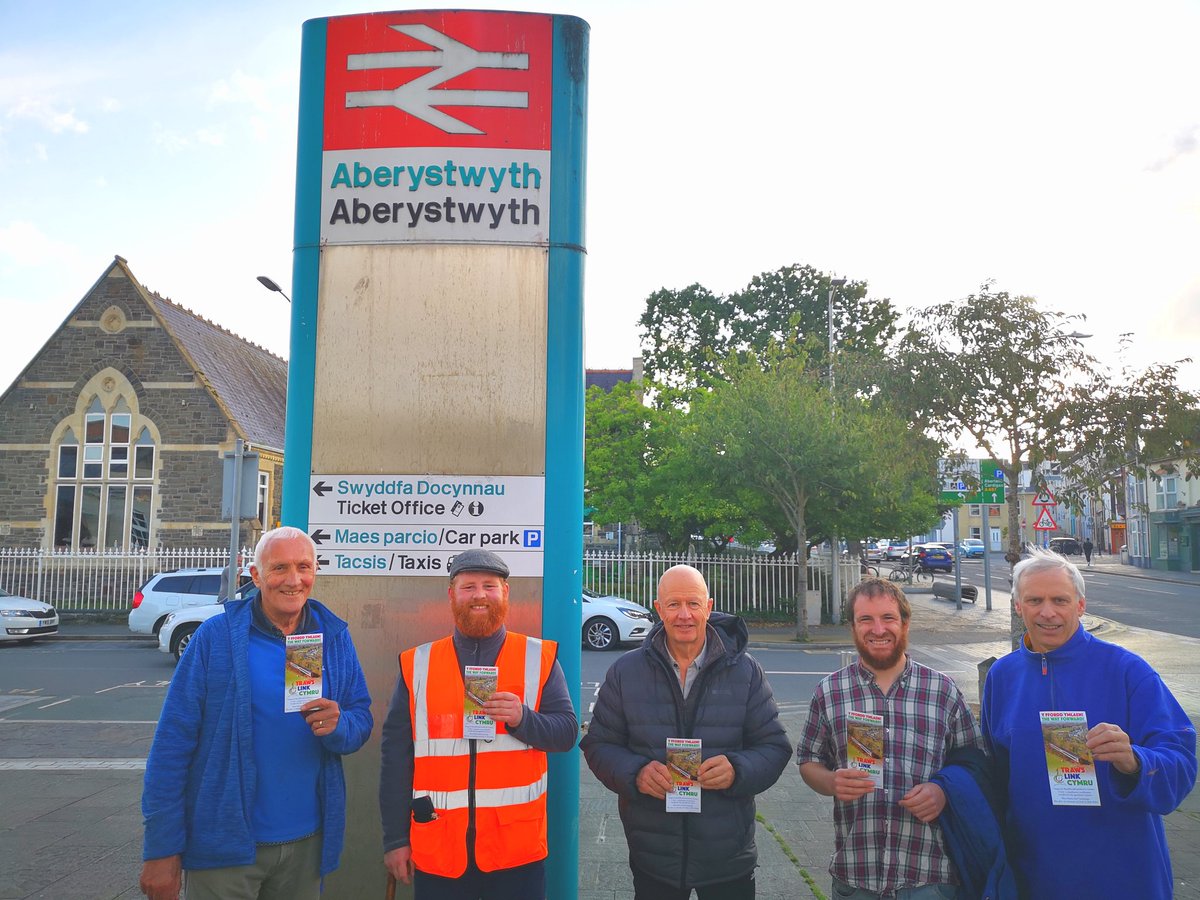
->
xmin=256 ymin=275 xmax=292 ymax=303
xmin=828 ymin=277 xmax=847 ymax=622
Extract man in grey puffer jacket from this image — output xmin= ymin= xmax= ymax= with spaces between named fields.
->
xmin=581 ymin=565 xmax=791 ymax=898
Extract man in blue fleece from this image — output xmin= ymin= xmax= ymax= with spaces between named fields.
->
xmin=139 ymin=527 xmax=373 ymax=900
xmin=982 ymin=549 xmax=1196 ymax=900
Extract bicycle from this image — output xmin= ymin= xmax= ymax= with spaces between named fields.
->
xmin=859 ymin=552 xmax=879 ymax=578
xmin=887 ymin=560 xmax=932 ymax=585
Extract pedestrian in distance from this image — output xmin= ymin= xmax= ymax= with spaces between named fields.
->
xmin=379 ymin=548 xmax=577 ymax=899
xmin=139 ymin=526 xmax=374 ymax=900
xmin=1082 ymin=537 xmax=1094 ymax=566
xmin=982 ymin=548 xmax=1197 ymax=900
xmin=796 ymin=578 xmax=992 ymax=900
xmin=581 ymin=564 xmax=792 ymax=899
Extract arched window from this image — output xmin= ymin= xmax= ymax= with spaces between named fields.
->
xmin=52 ymin=376 xmax=158 ymax=550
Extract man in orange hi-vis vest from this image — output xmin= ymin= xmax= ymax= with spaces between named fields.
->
xmin=380 ymin=548 xmax=578 ymax=899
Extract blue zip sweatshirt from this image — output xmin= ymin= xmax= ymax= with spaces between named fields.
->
xmin=981 ymin=626 xmax=1196 ymax=900
xmin=141 ymin=598 xmax=373 ymax=875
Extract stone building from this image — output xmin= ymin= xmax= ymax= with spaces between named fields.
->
xmin=0 ymin=256 xmax=287 ymax=550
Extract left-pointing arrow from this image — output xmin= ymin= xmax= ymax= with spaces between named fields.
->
xmin=312 ymin=481 xmax=332 ymax=497
xmin=311 ymin=529 xmax=330 ymax=544
xmin=317 ymin=556 xmax=330 ymax=568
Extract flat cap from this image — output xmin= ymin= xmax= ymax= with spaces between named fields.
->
xmin=448 ymin=548 xmax=510 ymax=580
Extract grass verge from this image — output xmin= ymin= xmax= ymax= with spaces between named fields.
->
xmin=755 ymin=812 xmax=826 ymax=900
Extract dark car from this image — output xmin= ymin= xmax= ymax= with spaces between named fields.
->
xmin=907 ymin=544 xmax=953 ymax=572
xmin=1048 ymin=537 xmax=1082 ymax=556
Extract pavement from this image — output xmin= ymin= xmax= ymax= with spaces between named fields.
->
xmin=5 ymin=556 xmax=1200 ymax=899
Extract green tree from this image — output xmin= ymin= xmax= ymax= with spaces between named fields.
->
xmin=692 ymin=351 xmax=941 ymax=636
xmin=902 ymin=285 xmax=1200 ymax=643
xmin=638 ymin=264 xmax=900 ymax=395
xmin=584 ymin=382 xmax=756 ymax=551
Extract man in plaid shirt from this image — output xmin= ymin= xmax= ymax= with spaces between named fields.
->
xmin=795 ymin=578 xmax=983 ymax=899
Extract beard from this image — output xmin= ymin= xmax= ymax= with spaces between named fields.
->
xmin=453 ymin=597 xmax=509 ymax=639
xmin=854 ymin=628 xmax=907 ymax=672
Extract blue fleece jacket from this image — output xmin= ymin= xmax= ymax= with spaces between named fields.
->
xmin=981 ymin=626 xmax=1196 ymax=900
xmin=141 ymin=598 xmax=373 ymax=875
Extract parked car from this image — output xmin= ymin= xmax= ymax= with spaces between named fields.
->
xmin=901 ymin=544 xmax=954 ymax=572
xmin=158 ymin=585 xmax=260 ymax=661
xmin=129 ymin=566 xmax=251 ymax=636
xmin=958 ymin=538 xmax=985 ymax=559
xmin=1049 ymin=537 xmax=1082 ymax=556
xmin=0 ymin=588 xmax=59 ymax=643
xmin=884 ymin=541 xmax=911 ymax=560
xmin=934 ymin=541 xmax=957 ymax=557
xmin=582 ymin=588 xmax=654 ymax=651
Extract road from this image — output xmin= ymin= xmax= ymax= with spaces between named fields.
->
xmin=948 ymin=556 xmax=1200 ymax=639
xmin=3 ymin=635 xmax=1198 ymax=899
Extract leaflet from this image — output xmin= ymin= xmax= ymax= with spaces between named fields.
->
xmin=846 ymin=710 xmax=885 ymax=788
xmin=464 ymin=665 xmax=499 ymax=739
xmin=284 ymin=633 xmax=323 ymax=713
xmin=666 ymin=738 xmax=702 ymax=813
xmin=1040 ymin=710 xmax=1101 ymax=806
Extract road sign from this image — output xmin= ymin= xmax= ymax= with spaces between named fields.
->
xmin=938 ymin=458 xmax=1007 ymax=505
xmin=1033 ymin=507 xmax=1057 ymax=531
xmin=1033 ymin=487 xmax=1057 ymax=506
xmin=308 ymin=474 xmax=545 ymax=576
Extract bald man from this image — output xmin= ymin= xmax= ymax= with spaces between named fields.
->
xmin=581 ymin=565 xmax=791 ymax=899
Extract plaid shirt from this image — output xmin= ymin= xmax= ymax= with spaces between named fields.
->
xmin=795 ymin=656 xmax=983 ymax=895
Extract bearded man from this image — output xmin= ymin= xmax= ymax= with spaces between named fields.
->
xmin=795 ymin=578 xmax=986 ymax=900
xmin=379 ymin=548 xmax=577 ymax=900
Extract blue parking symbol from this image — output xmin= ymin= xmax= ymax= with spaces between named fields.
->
xmin=523 ymin=529 xmax=542 ymax=548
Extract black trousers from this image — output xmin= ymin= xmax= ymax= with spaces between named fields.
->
xmin=413 ymin=860 xmax=544 ymax=900
xmin=631 ymin=862 xmax=755 ymax=900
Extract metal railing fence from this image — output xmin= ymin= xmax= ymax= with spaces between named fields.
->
xmin=583 ymin=549 xmax=858 ymax=620
xmin=0 ymin=547 xmax=250 ymax=612
xmin=1 ymin=546 xmax=859 ymax=620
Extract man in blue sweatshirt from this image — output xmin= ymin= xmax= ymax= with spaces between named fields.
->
xmin=139 ymin=527 xmax=373 ymax=900
xmin=982 ymin=549 xmax=1196 ymax=900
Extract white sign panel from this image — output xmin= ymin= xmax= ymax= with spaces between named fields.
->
xmin=321 ymin=148 xmax=550 ymax=246
xmin=309 ymin=474 xmax=544 ymax=577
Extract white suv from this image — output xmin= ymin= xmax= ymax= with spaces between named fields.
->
xmin=128 ymin=567 xmax=250 ymax=636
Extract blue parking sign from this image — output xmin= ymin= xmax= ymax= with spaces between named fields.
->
xmin=523 ymin=529 xmax=542 ymax=548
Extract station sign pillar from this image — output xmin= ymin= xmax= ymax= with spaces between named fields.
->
xmin=282 ymin=11 xmax=588 ymax=897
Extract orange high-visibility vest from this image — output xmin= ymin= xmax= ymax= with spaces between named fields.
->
xmin=400 ymin=632 xmax=557 ymax=877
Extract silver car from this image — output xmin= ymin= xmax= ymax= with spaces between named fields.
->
xmin=0 ymin=588 xmax=59 ymax=643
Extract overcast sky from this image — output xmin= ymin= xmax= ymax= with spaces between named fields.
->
xmin=3 ymin=0 xmax=1199 ymax=406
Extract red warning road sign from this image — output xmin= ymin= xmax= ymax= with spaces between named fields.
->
xmin=1033 ymin=507 xmax=1057 ymax=531
xmin=1033 ymin=487 xmax=1056 ymax=506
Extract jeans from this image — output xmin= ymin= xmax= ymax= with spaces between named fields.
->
xmin=831 ymin=878 xmax=956 ymax=900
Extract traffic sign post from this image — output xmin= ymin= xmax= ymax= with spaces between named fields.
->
xmin=284 ymin=12 xmax=588 ymax=896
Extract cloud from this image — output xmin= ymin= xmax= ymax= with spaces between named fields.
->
xmin=195 ymin=128 xmax=225 ymax=147
xmin=208 ymin=70 xmax=274 ymax=112
xmin=0 ymin=221 xmax=75 ymax=267
xmin=100 ymin=97 xmax=121 ymax=113
xmin=5 ymin=97 xmax=88 ymax=134
xmin=1146 ymin=127 xmax=1200 ymax=173
xmin=152 ymin=124 xmax=190 ymax=153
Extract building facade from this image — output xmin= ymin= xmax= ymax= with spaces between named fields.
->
xmin=0 ymin=257 xmax=287 ymax=551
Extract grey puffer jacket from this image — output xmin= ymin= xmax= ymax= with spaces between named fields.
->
xmin=581 ymin=612 xmax=791 ymax=889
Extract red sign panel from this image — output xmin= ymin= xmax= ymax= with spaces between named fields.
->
xmin=323 ymin=11 xmax=553 ymax=151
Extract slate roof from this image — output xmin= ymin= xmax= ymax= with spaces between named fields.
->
xmin=117 ymin=260 xmax=288 ymax=452
xmin=585 ymin=369 xmax=634 ymax=392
